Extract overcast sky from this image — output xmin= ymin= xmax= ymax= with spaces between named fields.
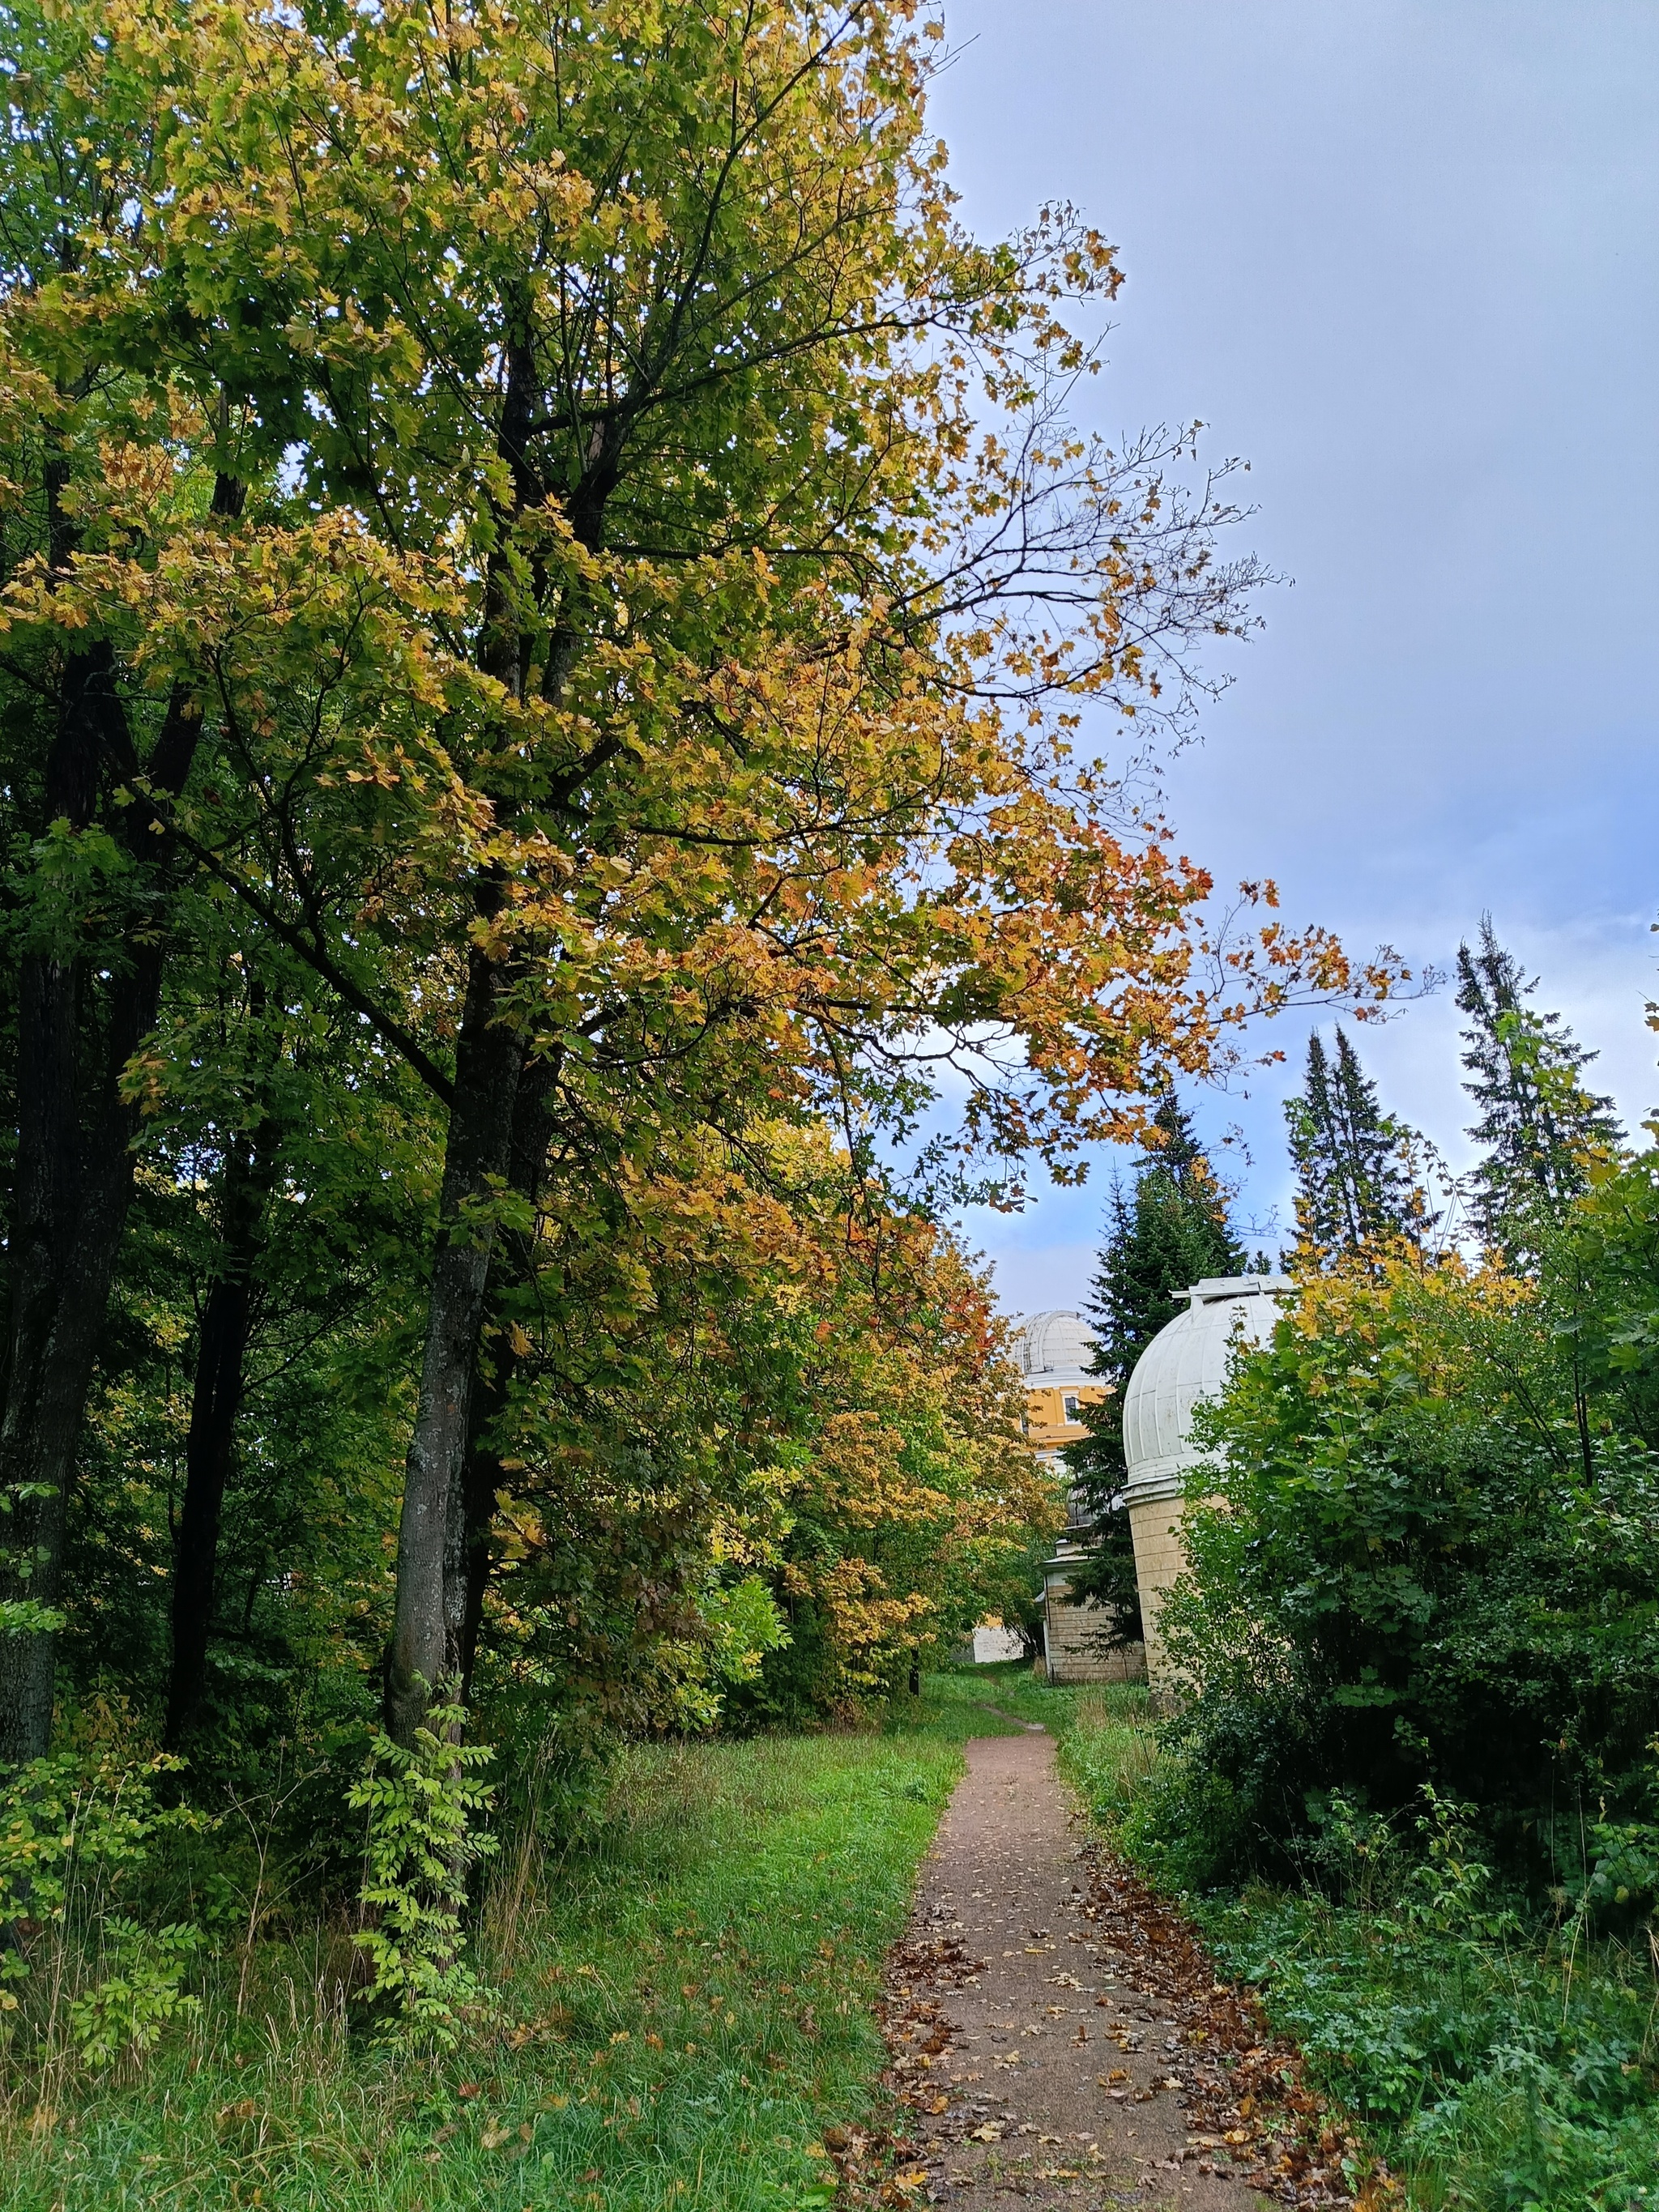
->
xmin=930 ymin=0 xmax=1659 ymax=1316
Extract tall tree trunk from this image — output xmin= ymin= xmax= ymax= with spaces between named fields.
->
xmin=382 ymin=318 xmax=552 ymax=1747
xmin=381 ymin=309 xmax=621 ymax=1744
xmin=0 ymin=957 xmax=108 ymax=1759
xmin=383 ymin=937 xmax=525 ymax=1747
xmin=164 ymin=1104 xmax=280 ymax=1751
xmin=0 ymin=463 xmax=238 ymax=1765
xmin=0 ymin=668 xmax=199 ymax=1762
xmin=457 ymin=1051 xmax=560 ymax=1702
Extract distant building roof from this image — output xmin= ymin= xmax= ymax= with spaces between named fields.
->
xmin=1011 ymin=1310 xmax=1097 ymax=1390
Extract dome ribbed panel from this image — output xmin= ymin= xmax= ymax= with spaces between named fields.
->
xmin=1013 ymin=1309 xmax=1097 ymax=1377
xmin=1120 ymin=1306 xmax=1195 ymax=1474
xmin=1122 ymin=1285 xmax=1286 ymax=1499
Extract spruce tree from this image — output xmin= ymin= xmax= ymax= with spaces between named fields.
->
xmin=1456 ymin=916 xmax=1623 ymax=1259
xmin=1061 ymin=1097 xmax=1246 ymax=1642
xmin=1286 ymin=1026 xmax=1438 ymax=1264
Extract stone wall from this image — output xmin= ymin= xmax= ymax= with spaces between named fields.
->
xmin=1128 ymin=1494 xmax=1191 ymax=1693
xmin=1040 ymin=1576 xmax=1146 ymax=1685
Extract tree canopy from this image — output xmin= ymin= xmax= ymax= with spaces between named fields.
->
xmin=1285 ymin=1027 xmax=1440 ymax=1268
xmin=0 ymin=0 xmax=1401 ymax=1769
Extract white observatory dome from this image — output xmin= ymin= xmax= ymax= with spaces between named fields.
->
xmin=1122 ymin=1276 xmax=1292 ymax=1503
xmin=1013 ymin=1310 xmax=1096 ymax=1389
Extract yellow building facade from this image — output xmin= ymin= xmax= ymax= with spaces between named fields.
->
xmin=1012 ymin=1311 xmax=1146 ymax=1686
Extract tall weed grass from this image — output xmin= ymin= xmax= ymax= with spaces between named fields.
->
xmin=0 ymin=1675 xmax=1073 ymax=2210
xmin=1060 ymin=1699 xmax=1659 ymax=2212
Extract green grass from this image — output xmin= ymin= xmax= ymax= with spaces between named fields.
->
xmin=890 ymin=1656 xmax=1082 ymax=1743
xmin=2 ymin=1669 xmax=1068 ymax=2212
xmin=1192 ymin=1885 xmax=1659 ymax=2212
xmin=1057 ymin=1696 xmax=1659 ymax=2212
xmin=1050 ymin=1681 xmax=1156 ymax=1815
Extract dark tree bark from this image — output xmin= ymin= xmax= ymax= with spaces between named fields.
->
xmin=457 ymin=1051 xmax=560 ymax=1703
xmin=163 ymin=1101 xmax=280 ymax=1751
xmin=0 ymin=664 xmax=202 ymax=1762
xmin=0 ymin=948 xmax=114 ymax=1762
xmin=0 ymin=467 xmax=240 ymax=1765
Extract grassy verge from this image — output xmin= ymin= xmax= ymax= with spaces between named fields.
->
xmin=1192 ymin=1883 xmax=1659 ymax=2211
xmin=893 ymin=1657 xmax=1078 ymax=1744
xmin=2 ymin=1667 xmax=1066 ymax=2212
xmin=1059 ymin=1698 xmax=1659 ymax=2212
xmin=1051 ymin=1681 xmax=1156 ymax=1818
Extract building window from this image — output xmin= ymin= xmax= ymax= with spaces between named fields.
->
xmin=1063 ymin=1393 xmax=1081 ymax=1422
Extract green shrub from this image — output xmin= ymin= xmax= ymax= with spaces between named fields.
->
xmin=0 ymin=1739 xmax=202 ymax=2069
xmin=348 ymin=1702 xmax=498 ymax=2050
xmin=1160 ymin=1255 xmax=1659 ymax=1884
xmin=64 ymin=1916 xmax=202 ymax=2069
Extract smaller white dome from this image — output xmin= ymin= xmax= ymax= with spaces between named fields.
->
xmin=1013 ymin=1310 xmax=1097 ymax=1389
xmin=1122 ymin=1276 xmax=1291 ymax=1502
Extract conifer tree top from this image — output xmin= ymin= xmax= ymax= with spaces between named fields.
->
xmin=1286 ymin=1025 xmax=1442 ymax=1267
xmin=1455 ymin=915 xmax=1623 ymax=1259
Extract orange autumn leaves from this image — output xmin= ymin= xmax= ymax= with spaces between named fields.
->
xmin=0 ymin=0 xmax=1412 ymax=1731
xmin=0 ymin=0 xmax=1405 ymax=1195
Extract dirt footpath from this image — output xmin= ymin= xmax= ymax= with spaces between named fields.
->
xmin=857 ymin=1731 xmax=1380 ymax=2211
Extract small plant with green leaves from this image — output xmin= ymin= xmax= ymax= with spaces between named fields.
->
xmin=64 ymin=1917 xmax=203 ymax=2069
xmin=348 ymin=1700 xmax=499 ymax=2050
xmin=0 ymin=1741 xmax=201 ymax=2068
xmin=1293 ymin=1790 xmax=1403 ymax=1913
xmin=1405 ymin=1784 xmax=1513 ymax=1944
xmin=1573 ymin=1737 xmax=1659 ymax=1939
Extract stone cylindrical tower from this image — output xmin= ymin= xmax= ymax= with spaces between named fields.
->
xmin=1123 ymin=1274 xmax=1291 ymax=1691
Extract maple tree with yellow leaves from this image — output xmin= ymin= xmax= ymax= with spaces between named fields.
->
xmin=0 ymin=0 xmax=1408 ymax=1761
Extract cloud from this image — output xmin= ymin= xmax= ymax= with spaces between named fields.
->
xmin=932 ymin=0 xmax=1659 ymax=1311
